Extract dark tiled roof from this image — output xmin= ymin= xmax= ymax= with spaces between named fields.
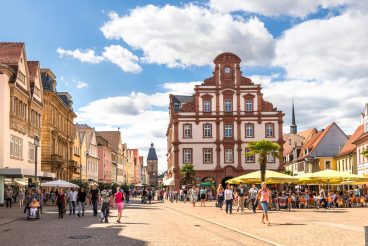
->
xmin=0 ymin=42 xmax=24 ymax=64
xmin=172 ymin=95 xmax=193 ymax=112
xmin=147 ymin=143 xmax=158 ymax=161
xmin=337 ymin=125 xmax=363 ymax=157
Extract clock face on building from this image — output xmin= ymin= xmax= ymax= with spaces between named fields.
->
xmin=224 ymin=67 xmax=231 ymax=73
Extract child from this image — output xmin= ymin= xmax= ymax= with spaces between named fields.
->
xmin=327 ymin=193 xmax=333 ymax=209
xmin=29 ymin=198 xmax=40 ymax=217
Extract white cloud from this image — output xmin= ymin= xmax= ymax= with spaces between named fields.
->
xmin=56 ymin=47 xmax=104 ymax=64
xmin=76 ymin=81 xmax=197 ymax=173
xmin=274 ymin=7 xmax=368 ymax=80
xmin=209 ymin=0 xmax=350 ymax=18
xmin=100 ymin=4 xmax=274 ymax=67
xmin=73 ymin=80 xmax=88 ymax=89
xmin=102 ymin=45 xmax=142 ymax=73
xmin=57 ymin=45 xmax=142 ymax=73
xmin=250 ymin=75 xmax=368 ymax=135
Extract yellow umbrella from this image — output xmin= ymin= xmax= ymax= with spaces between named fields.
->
xmin=298 ymin=170 xmax=368 ymax=183
xmin=235 ymin=170 xmax=298 ymax=184
xmin=225 ymin=177 xmax=242 ymax=184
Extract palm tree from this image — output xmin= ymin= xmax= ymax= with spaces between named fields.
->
xmin=245 ymin=140 xmax=281 ymax=182
xmin=362 ymin=150 xmax=368 ymax=158
xmin=180 ymin=164 xmax=196 ymax=185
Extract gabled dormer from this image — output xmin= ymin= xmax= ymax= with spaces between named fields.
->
xmin=28 ymin=61 xmax=43 ymax=106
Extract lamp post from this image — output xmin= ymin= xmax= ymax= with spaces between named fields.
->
xmin=34 ymin=136 xmax=40 ymax=188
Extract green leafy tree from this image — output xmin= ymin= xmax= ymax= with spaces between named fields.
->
xmin=180 ymin=164 xmax=196 ymax=185
xmin=245 ymin=140 xmax=281 ymax=182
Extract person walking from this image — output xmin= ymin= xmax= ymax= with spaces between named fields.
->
xmin=18 ymin=188 xmax=24 ymax=208
xmin=319 ymin=186 xmax=327 ymax=209
xmin=224 ymin=184 xmax=233 ymax=214
xmin=114 ymin=188 xmax=125 ymax=223
xmin=189 ymin=186 xmax=198 ymax=207
xmin=257 ymin=182 xmax=271 ymax=225
xmin=237 ymin=184 xmax=246 ymax=214
xmin=56 ymin=189 xmax=66 ymax=219
xmin=50 ymin=188 xmax=56 ymax=205
xmin=217 ymin=184 xmax=224 ymax=210
xmin=90 ymin=185 xmax=99 ymax=216
xmin=5 ymin=186 xmax=13 ymax=208
xmin=67 ymin=188 xmax=78 ymax=215
xmin=200 ymin=187 xmax=206 ymax=207
xmin=100 ymin=188 xmax=112 ymax=223
xmin=77 ymin=188 xmax=87 ymax=217
xmin=249 ymin=184 xmax=259 ymax=213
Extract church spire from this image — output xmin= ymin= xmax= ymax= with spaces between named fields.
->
xmin=290 ymin=100 xmax=297 ymax=134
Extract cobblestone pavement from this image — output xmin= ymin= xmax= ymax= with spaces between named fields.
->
xmin=163 ymin=200 xmax=368 ymax=246
xmin=0 ymin=199 xmax=266 ymax=246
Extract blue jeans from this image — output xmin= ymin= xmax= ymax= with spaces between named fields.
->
xmin=251 ymin=198 xmax=258 ymax=213
xmin=260 ymin=201 xmax=268 ymax=214
xmin=68 ymin=201 xmax=76 ymax=214
xmin=100 ymin=202 xmax=110 ymax=222
xmin=225 ymin=199 xmax=233 ymax=213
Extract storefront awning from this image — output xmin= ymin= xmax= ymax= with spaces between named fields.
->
xmin=0 ymin=168 xmax=55 ymax=179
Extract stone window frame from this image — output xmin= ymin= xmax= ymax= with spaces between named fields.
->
xmin=245 ymin=123 xmax=254 ymax=138
xmin=183 ymin=148 xmax=193 ymax=164
xmin=203 ymin=123 xmax=212 ymax=138
xmin=265 ymin=122 xmax=275 ymax=138
xmin=183 ymin=123 xmax=192 ymax=139
xmin=203 ymin=148 xmax=213 ymax=164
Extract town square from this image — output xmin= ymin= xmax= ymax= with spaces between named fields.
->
xmin=1 ymin=1 xmax=368 ymax=246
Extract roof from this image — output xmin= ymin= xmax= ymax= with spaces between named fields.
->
xmin=336 ymin=125 xmax=364 ymax=157
xmin=298 ymin=123 xmax=335 ymax=160
xmin=96 ymin=131 xmax=121 ymax=153
xmin=282 ymin=133 xmax=304 ymax=157
xmin=27 ymin=61 xmax=39 ymax=82
xmin=297 ymin=128 xmax=318 ymax=143
xmin=0 ymin=42 xmax=24 ymax=64
xmin=76 ymin=124 xmax=95 ymax=148
xmin=171 ymin=95 xmax=194 ymax=112
xmin=147 ymin=143 xmax=158 ymax=161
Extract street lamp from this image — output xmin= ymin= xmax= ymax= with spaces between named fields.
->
xmin=34 ymin=136 xmax=40 ymax=187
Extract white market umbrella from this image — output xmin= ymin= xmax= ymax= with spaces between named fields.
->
xmin=40 ymin=180 xmax=79 ymax=188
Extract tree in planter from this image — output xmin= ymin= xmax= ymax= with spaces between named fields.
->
xmin=245 ymin=140 xmax=281 ymax=182
xmin=180 ymin=164 xmax=196 ymax=186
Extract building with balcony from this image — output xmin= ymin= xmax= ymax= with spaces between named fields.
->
xmin=41 ymin=69 xmax=76 ymax=180
xmin=0 ymin=42 xmax=54 ymax=204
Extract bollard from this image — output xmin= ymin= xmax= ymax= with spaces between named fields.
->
xmin=365 ymin=226 xmax=368 ymax=246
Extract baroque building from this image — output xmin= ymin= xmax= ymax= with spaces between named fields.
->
xmin=41 ymin=69 xmax=77 ymax=180
xmin=166 ymin=52 xmax=284 ymax=188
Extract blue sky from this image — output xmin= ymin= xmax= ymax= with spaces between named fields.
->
xmin=1 ymin=0 xmax=367 ymax=172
